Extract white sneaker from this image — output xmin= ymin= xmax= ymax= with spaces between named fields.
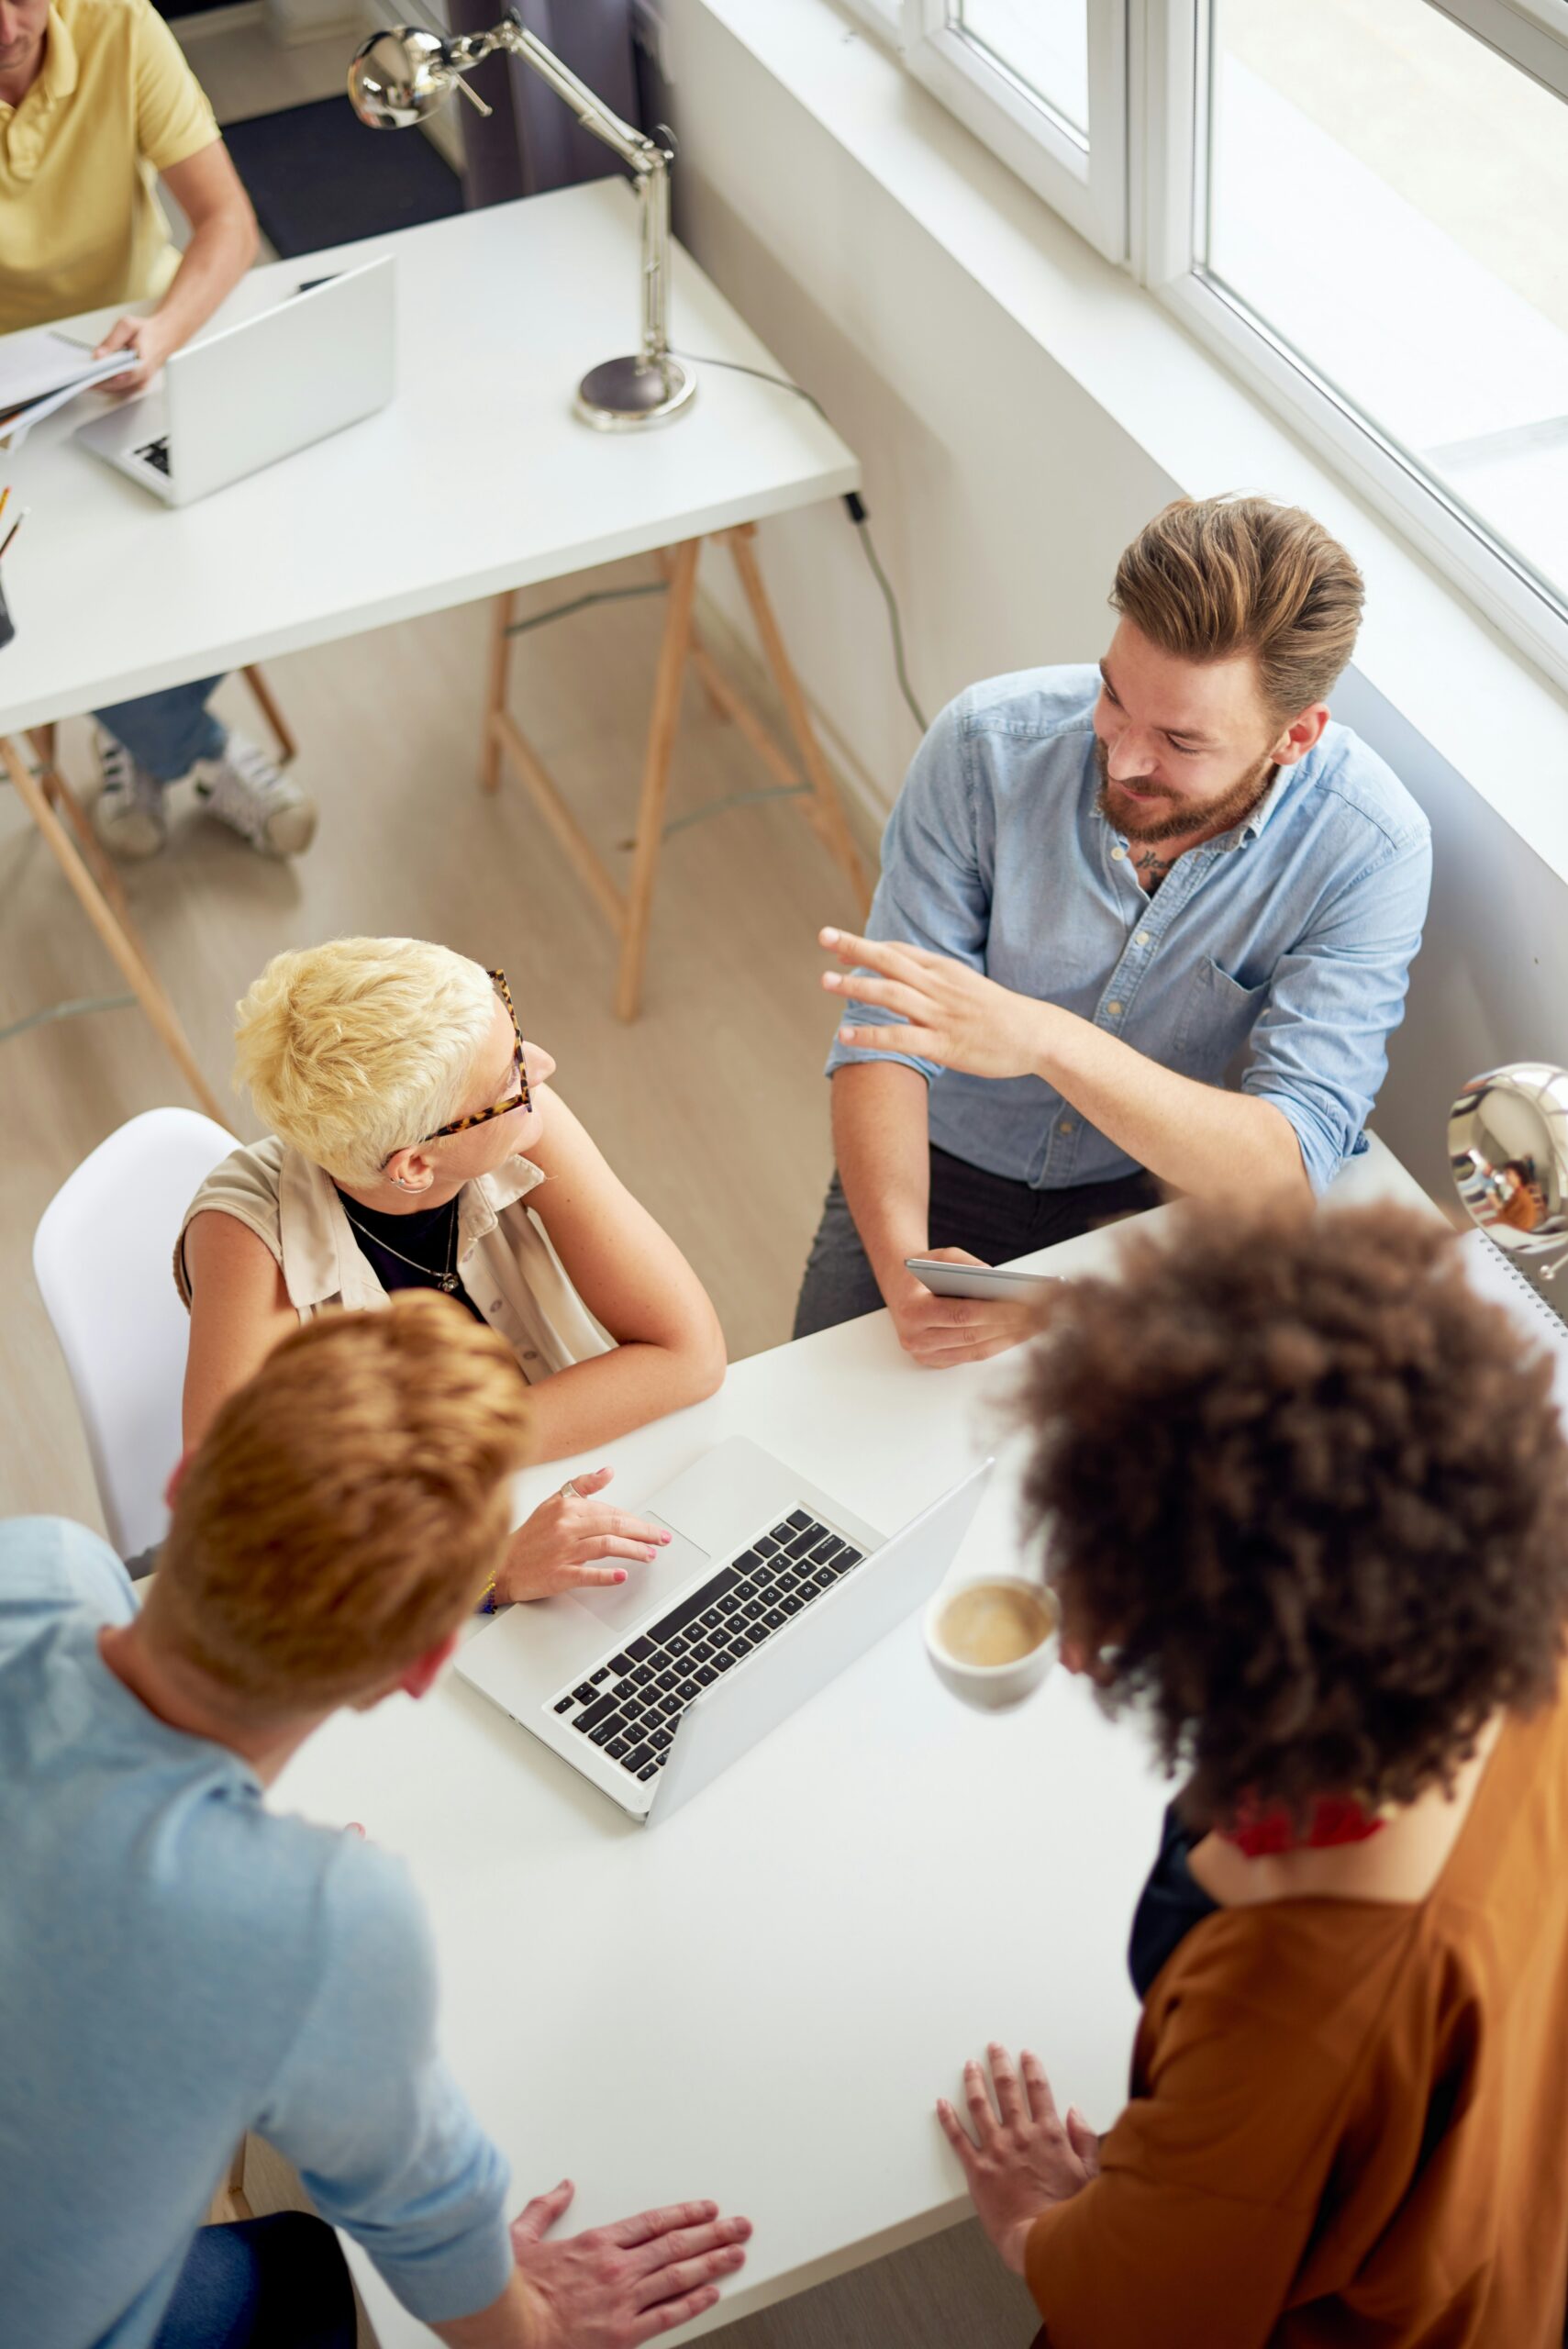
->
xmin=191 ymin=730 xmax=317 ymax=858
xmin=93 ymin=728 xmax=168 ymax=860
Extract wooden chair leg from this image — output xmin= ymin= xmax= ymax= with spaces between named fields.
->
xmin=723 ymin=524 xmax=872 ymax=915
xmin=481 ymin=591 xmax=516 ymax=794
xmin=615 ymin=539 xmax=701 ymax=1023
xmin=2 ymin=737 xmax=233 ymax=1130
xmin=29 ymin=728 xmax=133 ymax=924
xmin=241 ymin=666 xmax=296 ymax=766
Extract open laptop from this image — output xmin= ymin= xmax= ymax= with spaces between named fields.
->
xmin=74 ymin=255 xmax=395 ymax=507
xmin=457 ymin=1437 xmax=994 ymax=1824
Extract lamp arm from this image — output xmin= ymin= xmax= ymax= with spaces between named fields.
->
xmin=445 ymin=17 xmax=673 ymax=365
xmin=504 ymin=25 xmax=662 ymax=174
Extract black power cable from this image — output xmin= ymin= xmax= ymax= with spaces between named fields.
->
xmin=673 ymin=350 xmax=930 ymax=736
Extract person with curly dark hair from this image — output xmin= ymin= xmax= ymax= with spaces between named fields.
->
xmin=936 ymin=1204 xmax=1568 ymax=2348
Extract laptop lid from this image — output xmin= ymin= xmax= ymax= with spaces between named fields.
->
xmin=650 ymin=1458 xmax=995 ymax=1824
xmin=164 ymin=254 xmax=396 ymax=501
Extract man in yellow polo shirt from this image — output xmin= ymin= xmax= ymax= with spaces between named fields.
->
xmin=0 ymin=0 xmax=318 ymax=858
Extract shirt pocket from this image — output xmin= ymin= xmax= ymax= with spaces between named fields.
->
xmin=1171 ymin=956 xmax=1266 ymax=1082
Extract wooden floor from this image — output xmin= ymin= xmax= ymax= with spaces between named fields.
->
xmin=2 ymin=558 xmax=875 ymax=1529
xmin=5 ymin=571 xmax=1049 ymax=2346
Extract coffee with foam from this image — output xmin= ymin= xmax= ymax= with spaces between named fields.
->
xmin=936 ymin=1580 xmax=1055 ymax=1668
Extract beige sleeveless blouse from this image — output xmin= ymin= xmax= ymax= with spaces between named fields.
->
xmin=173 ymin=1136 xmax=612 ymax=1380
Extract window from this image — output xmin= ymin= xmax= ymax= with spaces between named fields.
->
xmin=900 ymin=0 xmax=1126 ymax=260
xmin=948 ymin=0 xmax=1088 ymax=133
xmin=834 ymin=0 xmax=1568 ymax=686
xmin=1151 ymin=0 xmax=1568 ymax=687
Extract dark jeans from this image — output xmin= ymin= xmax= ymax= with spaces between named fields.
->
xmin=793 ymin=1144 xmax=1160 ymax=1339
xmin=151 ymin=2213 xmax=356 ymax=2349
xmin=95 ymin=675 xmax=227 ymax=784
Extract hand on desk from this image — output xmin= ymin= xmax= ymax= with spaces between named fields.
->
xmin=886 ymin=1249 xmax=1041 ymax=1371
xmin=511 ymin=2180 xmax=751 ymax=2348
xmin=495 ymin=1465 xmax=670 ymax=1603
xmin=94 ymin=312 xmax=176 ymax=395
xmin=938 ymin=2043 xmax=1099 ymax=2274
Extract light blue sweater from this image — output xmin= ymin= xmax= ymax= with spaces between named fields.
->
xmin=0 ymin=1517 xmax=513 ymax=2347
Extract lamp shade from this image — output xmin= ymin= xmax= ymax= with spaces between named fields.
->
xmin=1449 ymin=1062 xmax=1568 ymax=1263
xmin=347 ymin=28 xmax=455 ymax=128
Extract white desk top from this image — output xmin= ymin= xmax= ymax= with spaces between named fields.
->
xmin=0 ymin=182 xmax=859 ymax=735
xmin=272 ymin=1138 xmax=1434 ymax=2346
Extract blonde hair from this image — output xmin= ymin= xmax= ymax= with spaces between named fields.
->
xmin=233 ymin=937 xmax=497 ymax=1183
xmin=145 ymin=1295 xmax=532 ymax=1713
xmin=1111 ymin=495 xmax=1364 ymax=720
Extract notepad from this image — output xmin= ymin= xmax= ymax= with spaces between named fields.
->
xmin=1458 ymin=1226 xmax=1568 ymax=1415
xmin=0 ymin=328 xmax=128 ymax=448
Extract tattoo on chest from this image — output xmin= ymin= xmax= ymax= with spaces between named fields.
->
xmin=1136 ymin=847 xmax=1173 ymax=890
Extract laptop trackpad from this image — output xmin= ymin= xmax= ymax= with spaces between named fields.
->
xmin=562 ymin=1515 xmax=709 ymax=1642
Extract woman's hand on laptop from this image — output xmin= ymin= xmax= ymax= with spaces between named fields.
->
xmin=495 ymin=1466 xmax=671 ymax=1603
xmin=93 ymin=312 xmax=178 ymax=397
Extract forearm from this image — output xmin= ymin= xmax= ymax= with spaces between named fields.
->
xmin=1035 ymin=1008 xmax=1310 ymax=1208
xmin=431 ymin=2271 xmax=545 ymax=2349
xmin=518 ymin=1333 xmax=723 ymax=1463
xmin=150 ymin=205 xmax=256 ymax=353
xmin=830 ymin=1061 xmax=932 ymax=1296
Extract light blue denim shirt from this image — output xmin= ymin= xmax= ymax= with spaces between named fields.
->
xmin=0 ymin=1517 xmax=513 ymax=2349
xmin=825 ymin=666 xmax=1432 ymax=1196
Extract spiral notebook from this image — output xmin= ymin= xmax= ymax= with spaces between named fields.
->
xmin=1459 ymin=1227 xmax=1568 ymax=1418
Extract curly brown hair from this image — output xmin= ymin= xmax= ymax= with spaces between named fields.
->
xmin=1016 ymin=1205 xmax=1568 ymax=1827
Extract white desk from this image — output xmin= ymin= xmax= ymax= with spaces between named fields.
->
xmin=272 ymin=1137 xmax=1434 ymax=2346
xmin=0 ymin=183 xmax=864 ymax=1089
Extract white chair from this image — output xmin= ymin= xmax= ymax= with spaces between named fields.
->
xmin=33 ymin=1108 xmax=236 ymax=1562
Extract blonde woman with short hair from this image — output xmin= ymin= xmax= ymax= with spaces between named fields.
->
xmin=178 ymin=936 xmax=727 ymax=1602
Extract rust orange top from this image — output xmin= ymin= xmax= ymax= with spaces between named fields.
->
xmin=1026 ymin=1688 xmax=1568 ymax=2346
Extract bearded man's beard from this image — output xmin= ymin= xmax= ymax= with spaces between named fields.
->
xmin=1094 ymin=736 xmax=1276 ymax=844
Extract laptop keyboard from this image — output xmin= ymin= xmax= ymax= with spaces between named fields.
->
xmin=550 ymin=1509 xmax=865 ymax=1785
xmin=135 ymin=437 xmax=172 ymax=475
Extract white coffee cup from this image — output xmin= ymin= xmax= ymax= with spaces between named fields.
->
xmin=924 ymin=1575 xmax=1060 ymax=1711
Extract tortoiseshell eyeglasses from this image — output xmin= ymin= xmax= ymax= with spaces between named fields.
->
xmin=417 ymin=968 xmax=532 ymax=1145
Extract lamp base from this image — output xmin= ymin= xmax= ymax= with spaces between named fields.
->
xmin=574 ymin=354 xmax=696 ymax=431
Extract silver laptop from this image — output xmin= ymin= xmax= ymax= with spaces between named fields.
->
xmin=74 ymin=256 xmax=395 ymax=506
xmin=458 ymin=1437 xmax=994 ymax=1823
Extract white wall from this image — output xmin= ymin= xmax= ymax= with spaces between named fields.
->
xmin=654 ymin=0 xmax=1568 ymax=1214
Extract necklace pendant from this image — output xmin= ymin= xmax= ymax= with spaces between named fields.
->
xmin=438 ymin=1273 xmax=460 ymax=1294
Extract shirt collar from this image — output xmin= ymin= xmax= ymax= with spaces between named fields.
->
xmin=1240 ymin=761 xmax=1294 ymax=839
xmin=41 ymin=8 xmax=77 ymax=98
xmin=21 ymin=8 xmax=77 ymax=105
xmin=275 ymin=1144 xmax=544 ymax=1309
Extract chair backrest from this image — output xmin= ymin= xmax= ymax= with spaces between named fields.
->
xmin=33 ymin=1108 xmax=236 ymax=1560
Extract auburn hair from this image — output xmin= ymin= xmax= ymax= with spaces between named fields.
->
xmin=147 ymin=1293 xmax=532 ymax=1712
xmin=1111 ymin=495 xmax=1364 ymax=719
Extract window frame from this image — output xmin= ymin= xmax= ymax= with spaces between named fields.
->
xmin=832 ymin=0 xmax=1568 ymax=695
xmin=1140 ymin=0 xmax=1568 ymax=696
xmin=899 ymin=0 xmax=1129 ymax=262
xmin=835 ymin=0 xmax=902 ymax=34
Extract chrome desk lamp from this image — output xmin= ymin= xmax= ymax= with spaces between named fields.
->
xmin=346 ymin=15 xmax=695 ymax=430
xmin=1449 ymin=1062 xmax=1568 ymax=1278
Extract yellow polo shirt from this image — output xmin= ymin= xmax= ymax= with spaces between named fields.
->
xmin=0 ymin=0 xmax=219 ymax=334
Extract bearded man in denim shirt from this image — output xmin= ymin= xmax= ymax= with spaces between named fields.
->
xmin=796 ymin=495 xmax=1432 ymax=1364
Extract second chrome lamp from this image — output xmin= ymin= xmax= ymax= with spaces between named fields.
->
xmin=347 ymin=11 xmax=694 ymax=430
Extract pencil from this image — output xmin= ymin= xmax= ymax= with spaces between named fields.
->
xmin=0 ymin=507 xmax=27 ymax=562
xmin=0 ymin=484 xmax=10 ymax=525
